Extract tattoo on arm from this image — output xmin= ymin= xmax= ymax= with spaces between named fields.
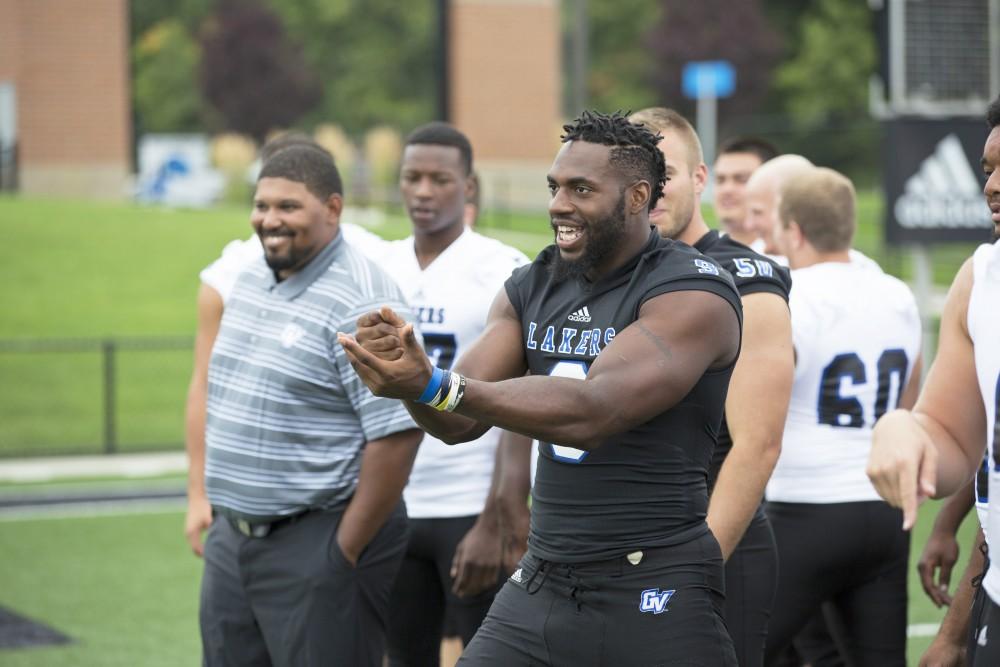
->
xmin=636 ymin=322 xmax=673 ymax=362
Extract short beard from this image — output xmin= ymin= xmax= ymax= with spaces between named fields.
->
xmin=263 ymin=250 xmax=298 ymax=274
xmin=550 ymin=193 xmax=627 ymax=283
xmin=259 ymin=232 xmax=305 ymax=277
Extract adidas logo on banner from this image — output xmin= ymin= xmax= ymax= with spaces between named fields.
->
xmin=568 ymin=306 xmax=592 ymax=323
xmin=894 ymin=133 xmax=989 ymax=229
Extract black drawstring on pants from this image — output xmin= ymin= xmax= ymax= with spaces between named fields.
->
xmin=525 ymin=559 xmax=551 ymax=595
xmin=566 ymin=565 xmax=597 ymax=611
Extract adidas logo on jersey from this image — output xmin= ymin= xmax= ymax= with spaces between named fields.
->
xmin=510 ymin=568 xmax=524 ymax=583
xmin=568 ymin=306 xmax=592 ymax=323
xmin=894 ymin=133 xmax=989 ymax=229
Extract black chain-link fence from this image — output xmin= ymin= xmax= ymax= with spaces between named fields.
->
xmin=0 ymin=337 xmax=193 ymax=458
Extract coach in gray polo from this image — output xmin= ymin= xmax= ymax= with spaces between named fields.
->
xmin=199 ymin=144 xmax=423 ymax=667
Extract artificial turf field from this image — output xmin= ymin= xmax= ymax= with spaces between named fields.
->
xmin=0 ymin=491 xmax=982 ymax=666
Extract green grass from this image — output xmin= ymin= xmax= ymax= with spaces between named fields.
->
xmin=0 ymin=496 xmax=979 ymax=666
xmin=0 ymin=509 xmax=201 ymax=667
xmin=0 ymin=196 xmax=547 ymax=456
xmin=0 ymin=192 xmax=978 ymax=456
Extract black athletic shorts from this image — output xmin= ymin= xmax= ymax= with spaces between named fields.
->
xmin=387 ymin=515 xmax=501 ymax=667
xmin=458 ymin=530 xmax=737 ymax=666
xmin=765 ymin=500 xmax=908 ymax=667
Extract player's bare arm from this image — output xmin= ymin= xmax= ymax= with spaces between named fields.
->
xmin=707 ymin=291 xmax=793 ymax=560
xmin=451 ymin=431 xmax=531 ymax=597
xmin=494 ymin=429 xmax=531 ymax=573
xmin=869 ymin=258 xmax=986 ymax=529
xmin=919 ymin=527 xmax=986 ymax=667
xmin=340 ymin=287 xmax=740 ymax=450
xmin=183 ymin=284 xmax=223 ymax=557
xmin=336 ymin=427 xmax=423 ymax=565
xmin=918 ymin=479 xmax=975 ymax=608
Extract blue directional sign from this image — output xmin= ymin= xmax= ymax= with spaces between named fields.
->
xmin=682 ymin=60 xmax=736 ymax=99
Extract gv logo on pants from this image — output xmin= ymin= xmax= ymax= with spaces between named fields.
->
xmin=639 ymin=588 xmax=675 ymax=615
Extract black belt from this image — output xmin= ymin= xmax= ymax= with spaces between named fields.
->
xmin=228 ymin=511 xmax=306 ymax=538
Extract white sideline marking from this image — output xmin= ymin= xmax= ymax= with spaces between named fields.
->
xmin=908 ymin=622 xmax=940 ymax=638
xmin=0 ymin=452 xmax=187 ymax=483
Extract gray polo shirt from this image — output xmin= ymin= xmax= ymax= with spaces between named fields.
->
xmin=205 ymin=232 xmax=418 ymax=522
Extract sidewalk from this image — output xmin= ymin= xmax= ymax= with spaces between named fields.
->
xmin=0 ymin=451 xmax=187 ymax=483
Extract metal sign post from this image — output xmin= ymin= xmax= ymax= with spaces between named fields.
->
xmin=683 ymin=60 xmax=735 ymax=201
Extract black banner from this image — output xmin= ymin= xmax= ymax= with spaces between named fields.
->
xmin=884 ymin=117 xmax=992 ymax=244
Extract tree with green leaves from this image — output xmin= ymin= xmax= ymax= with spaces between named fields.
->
xmin=266 ymin=0 xmax=435 ymax=136
xmin=199 ymin=1 xmax=321 ymax=142
xmin=132 ymin=20 xmax=205 ymax=133
xmin=773 ymin=0 xmax=876 ymax=121
xmin=646 ymin=0 xmax=782 ymax=121
xmin=584 ymin=0 xmax=661 ymax=115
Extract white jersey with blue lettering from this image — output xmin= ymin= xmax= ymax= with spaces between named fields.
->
xmin=380 ymin=229 xmax=528 ymax=517
xmin=766 ymin=259 xmax=921 ymax=503
xmin=968 ymin=242 xmax=1000 ymax=603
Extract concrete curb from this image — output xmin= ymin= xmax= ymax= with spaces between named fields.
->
xmin=0 ymin=452 xmax=187 ymax=483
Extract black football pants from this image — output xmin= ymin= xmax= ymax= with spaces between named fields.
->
xmin=458 ymin=531 xmax=737 ymax=666
xmin=386 ymin=514 xmax=501 ymax=667
xmin=764 ymin=500 xmax=908 ymax=667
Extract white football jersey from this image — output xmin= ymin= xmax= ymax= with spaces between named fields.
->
xmin=381 ymin=229 xmax=528 ymax=517
xmin=967 ymin=242 xmax=1000 ymax=603
xmin=199 ymin=223 xmax=388 ymax=302
xmin=767 ymin=259 xmax=921 ymax=503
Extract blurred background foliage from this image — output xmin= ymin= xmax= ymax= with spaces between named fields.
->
xmin=129 ymin=0 xmax=882 ymax=184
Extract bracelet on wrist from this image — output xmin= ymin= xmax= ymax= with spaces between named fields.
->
xmin=420 ymin=370 xmax=467 ymax=412
xmin=417 ymin=367 xmax=446 ymax=404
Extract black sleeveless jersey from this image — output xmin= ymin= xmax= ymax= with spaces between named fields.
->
xmin=693 ymin=231 xmax=791 ymax=491
xmin=505 ymin=230 xmax=743 ymax=562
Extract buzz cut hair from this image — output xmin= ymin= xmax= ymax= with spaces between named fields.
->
xmin=404 ymin=121 xmax=473 ymax=175
xmin=258 ymin=144 xmax=343 ymax=202
xmin=629 ymin=107 xmax=704 ymax=170
xmin=717 ymin=136 xmax=779 ymax=164
xmin=988 ymin=95 xmax=1000 ymax=129
xmin=561 ymin=110 xmax=667 ymax=211
xmin=779 ymin=167 xmax=856 ymax=252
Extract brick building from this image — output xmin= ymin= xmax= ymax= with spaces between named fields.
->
xmin=0 ymin=0 xmax=560 ymax=206
xmin=0 ymin=0 xmax=131 ymax=199
xmin=450 ymin=0 xmax=562 ymax=211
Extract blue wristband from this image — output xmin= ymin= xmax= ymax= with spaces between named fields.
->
xmin=417 ymin=367 xmax=446 ymax=404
